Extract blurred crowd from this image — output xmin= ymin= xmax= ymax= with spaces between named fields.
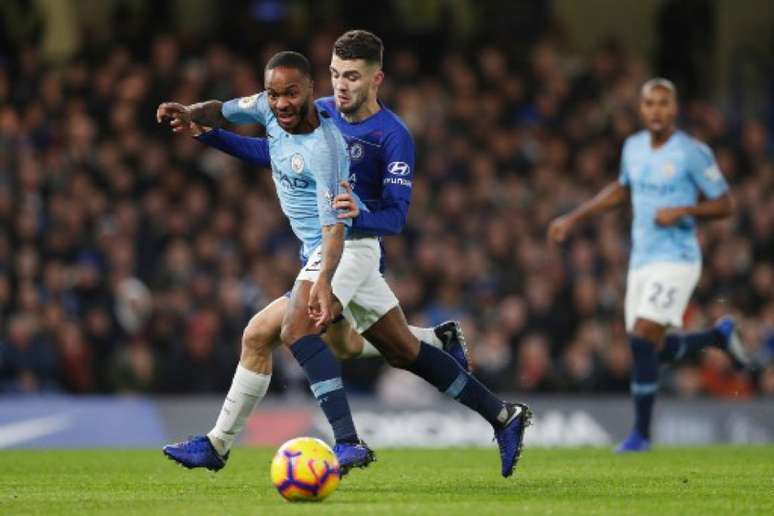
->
xmin=1 ymin=11 xmax=772 ymax=399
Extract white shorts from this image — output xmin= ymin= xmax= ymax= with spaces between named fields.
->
xmin=296 ymin=238 xmax=399 ymax=333
xmin=624 ymin=261 xmax=701 ymax=331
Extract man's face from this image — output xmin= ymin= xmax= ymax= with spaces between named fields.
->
xmin=329 ymin=55 xmax=382 ymax=115
xmin=264 ymin=67 xmax=312 ymax=131
xmin=640 ymin=86 xmax=678 ymax=134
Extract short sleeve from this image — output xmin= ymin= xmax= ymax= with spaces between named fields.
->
xmin=221 ymin=92 xmax=271 ymax=125
xmin=686 ymin=142 xmax=729 ymax=199
xmin=618 ymin=140 xmax=630 ymax=186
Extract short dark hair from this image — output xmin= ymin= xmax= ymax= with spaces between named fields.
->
xmin=333 ymin=30 xmax=383 ymax=66
xmin=641 ymin=77 xmax=678 ymax=99
xmin=265 ymin=51 xmax=311 ymax=77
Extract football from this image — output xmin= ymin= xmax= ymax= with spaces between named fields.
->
xmin=270 ymin=437 xmax=341 ymax=502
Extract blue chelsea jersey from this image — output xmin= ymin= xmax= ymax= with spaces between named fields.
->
xmin=222 ymin=92 xmax=366 ymax=258
xmin=312 ymin=97 xmax=414 ymax=236
xmin=618 ymin=130 xmax=729 ymax=269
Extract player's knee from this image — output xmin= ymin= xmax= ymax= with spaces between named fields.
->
xmin=631 ymin=319 xmax=666 ymax=344
xmin=241 ymin=322 xmax=275 ymax=356
xmin=279 ymin=324 xmax=295 ymax=347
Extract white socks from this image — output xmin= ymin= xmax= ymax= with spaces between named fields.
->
xmin=358 ymin=325 xmax=443 ymax=358
xmin=408 ymin=325 xmax=443 ymax=348
xmin=206 ymin=327 xmax=445 ymax=453
xmin=208 ymin=364 xmax=270 ymax=456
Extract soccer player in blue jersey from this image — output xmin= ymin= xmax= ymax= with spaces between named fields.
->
xmin=160 ymin=36 xmax=529 ymax=478
xmin=548 ymin=78 xmax=751 ymax=452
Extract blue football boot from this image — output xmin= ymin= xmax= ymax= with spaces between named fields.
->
xmin=435 ymin=320 xmax=472 ymax=372
xmin=714 ymin=316 xmax=753 ymax=370
xmin=333 ymin=440 xmax=375 ymax=476
xmin=163 ymin=435 xmax=228 ymax=471
xmin=614 ymin=430 xmax=651 ymax=453
xmin=494 ymin=402 xmax=532 ymax=478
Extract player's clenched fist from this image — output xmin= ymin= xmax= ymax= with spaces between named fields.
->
xmin=156 ymin=102 xmax=192 ymax=133
xmin=334 ymin=181 xmax=359 ymax=219
xmin=547 ymin=214 xmax=576 ymax=244
xmin=308 ymin=279 xmax=335 ymax=328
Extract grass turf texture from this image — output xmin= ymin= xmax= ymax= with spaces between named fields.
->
xmin=1 ymin=447 xmax=772 ymax=515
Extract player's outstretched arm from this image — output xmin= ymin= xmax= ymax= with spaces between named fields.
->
xmin=156 ymin=100 xmax=228 ymax=131
xmin=655 ymin=192 xmax=734 ymax=226
xmin=186 ymin=101 xmax=228 ymax=127
xmin=548 ymin=181 xmax=629 ymax=244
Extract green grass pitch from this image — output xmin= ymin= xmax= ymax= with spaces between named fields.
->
xmin=1 ymin=446 xmax=773 ymax=515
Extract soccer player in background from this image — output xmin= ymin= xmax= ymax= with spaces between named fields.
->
xmin=548 ymin=78 xmax=752 ymax=452
xmin=158 ymin=31 xmax=470 ymax=472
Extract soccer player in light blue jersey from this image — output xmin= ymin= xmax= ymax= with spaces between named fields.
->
xmin=159 ymin=51 xmax=376 ymax=471
xmin=548 ymin=78 xmax=752 ymax=452
xmin=160 ymin=47 xmax=531 ymax=478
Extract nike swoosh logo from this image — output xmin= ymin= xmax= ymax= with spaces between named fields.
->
xmin=0 ymin=414 xmax=72 ymax=448
xmin=504 ymin=406 xmax=523 ymax=426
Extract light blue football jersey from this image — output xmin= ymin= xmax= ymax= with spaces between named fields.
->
xmin=222 ymin=92 xmax=366 ymax=258
xmin=618 ymin=130 xmax=729 ymax=269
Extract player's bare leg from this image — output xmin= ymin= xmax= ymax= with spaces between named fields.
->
xmin=206 ymin=297 xmax=288 ymax=456
xmin=322 ymin=316 xmax=362 ymax=359
xmin=326 ymin=317 xmax=471 ymax=371
xmin=163 ymin=297 xmax=285 ymax=470
xmin=361 ymin=306 xmax=530 ymax=477
xmin=633 ymin=318 xmax=667 ymax=345
xmin=238 ymin=298 xmax=287 ymax=373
